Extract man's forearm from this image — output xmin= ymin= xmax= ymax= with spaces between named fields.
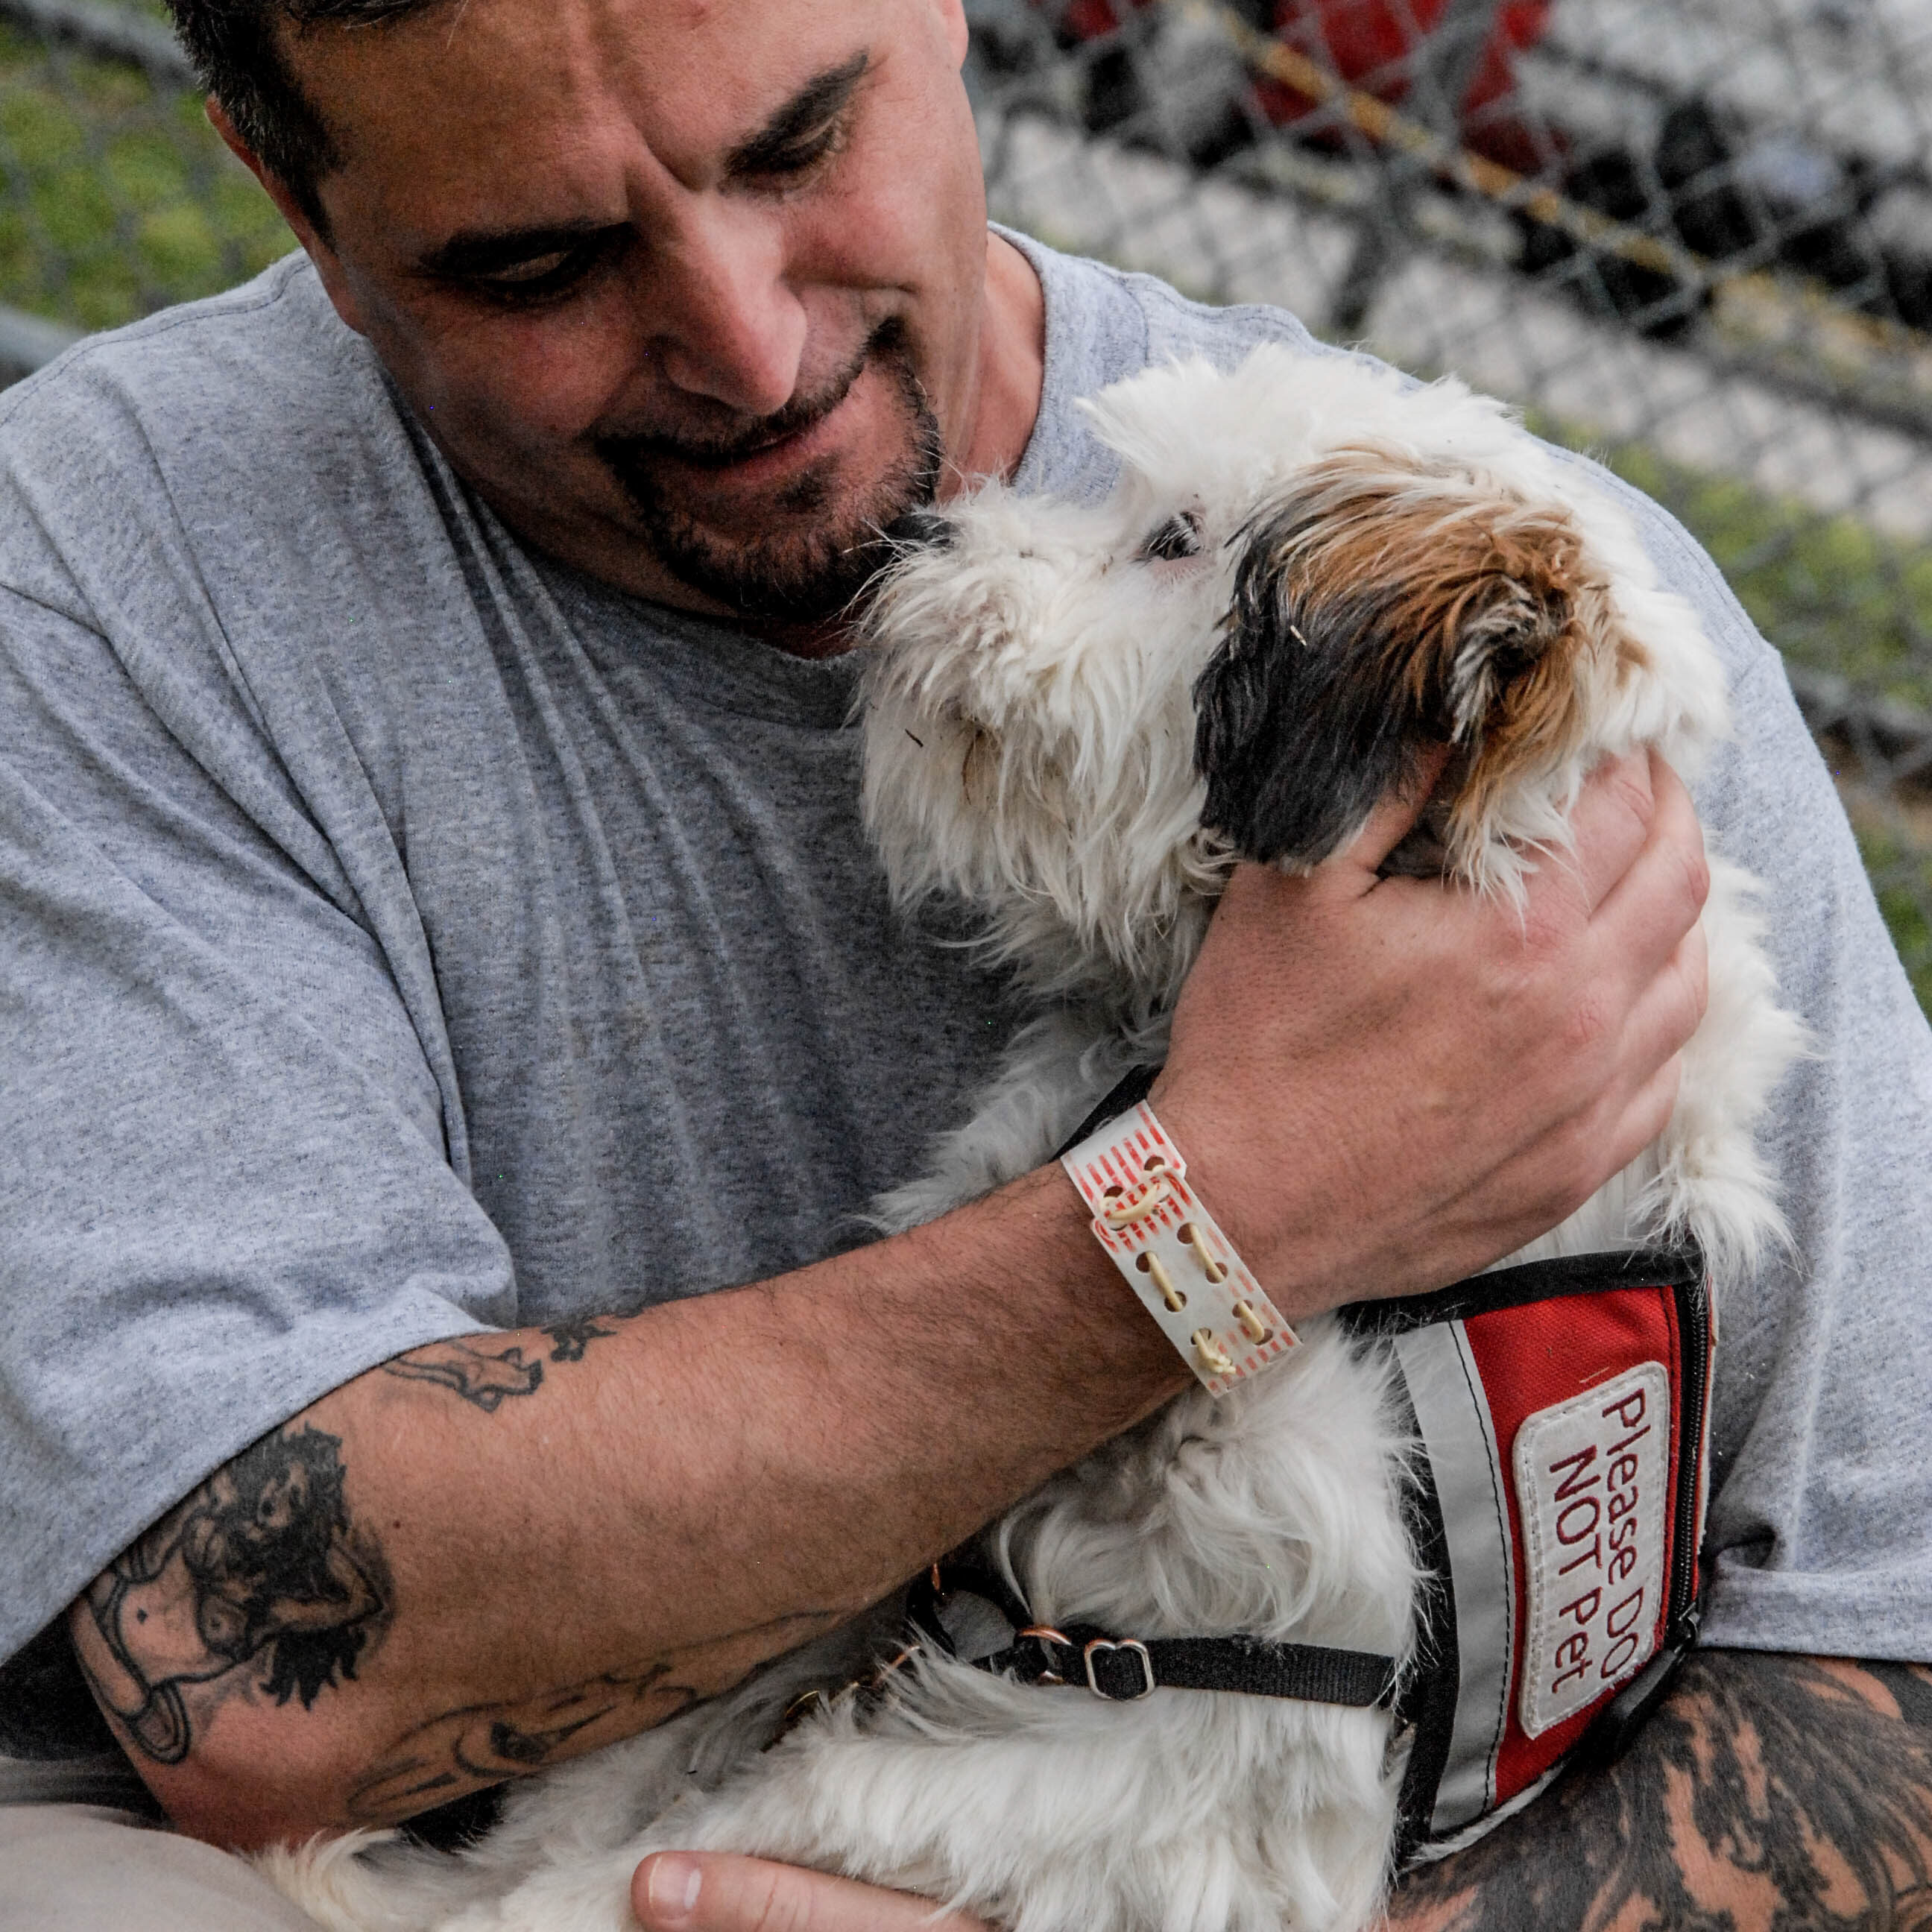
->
xmin=1389 ymin=1651 xmax=1932 ymax=1931
xmin=70 ymin=1163 xmax=1184 ymax=1849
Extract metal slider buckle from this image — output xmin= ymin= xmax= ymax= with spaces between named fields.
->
xmin=1083 ymin=1637 xmax=1156 ymax=1701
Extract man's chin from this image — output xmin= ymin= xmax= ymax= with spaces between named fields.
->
xmin=643 ymin=512 xmax=906 ymax=627
xmin=617 ymin=446 xmax=941 ymax=626
xmin=599 ymin=316 xmax=944 ymax=628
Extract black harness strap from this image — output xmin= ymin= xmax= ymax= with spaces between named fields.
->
xmin=909 ymin=1565 xmax=1399 ymax=1709
xmin=981 ymin=1624 xmax=1400 ymax=1706
xmin=1055 ymin=1061 xmax=1161 ymax=1160
xmin=1337 ymin=1243 xmax=1705 ymax=1335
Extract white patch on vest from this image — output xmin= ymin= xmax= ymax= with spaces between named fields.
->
xmin=1512 ymin=1360 xmax=1670 ymax=1738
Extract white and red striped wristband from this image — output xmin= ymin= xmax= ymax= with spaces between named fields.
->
xmin=1060 ymin=1101 xmax=1297 ymax=1395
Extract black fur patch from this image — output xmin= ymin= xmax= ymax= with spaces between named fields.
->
xmin=1193 ymin=555 xmax=1440 ymax=868
xmin=1193 ymin=489 xmax=1575 ymax=868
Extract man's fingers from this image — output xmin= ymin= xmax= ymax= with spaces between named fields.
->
xmin=1560 ymin=918 xmax=1705 ymax=1204
xmin=1332 ymin=745 xmax=1452 ymax=885
xmin=1604 ymin=1048 xmax=1688 ymax=1185
xmin=1588 ymin=754 xmax=1711 ymax=991
xmin=1617 ymin=918 xmax=1705 ymax=1117
xmin=1561 ymin=748 xmax=1661 ymax=917
xmin=634 ymin=1853 xmax=991 ymax=1932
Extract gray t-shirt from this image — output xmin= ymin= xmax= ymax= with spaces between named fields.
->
xmin=1 ymin=233 xmax=1929 ymax=1739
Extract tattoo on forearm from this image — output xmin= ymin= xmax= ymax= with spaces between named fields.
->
xmin=1389 ymin=1652 xmax=1932 ymax=1932
xmin=381 ymin=1338 xmax=546 ymax=1409
xmin=69 ymin=1424 xmax=390 ymax=1765
xmin=540 ymin=1316 xmax=616 ymax=1363
xmin=348 ymin=1609 xmax=843 ymax=1825
xmin=379 ymin=1319 xmax=621 ymax=1411
xmin=347 ymin=1660 xmax=691 ymax=1822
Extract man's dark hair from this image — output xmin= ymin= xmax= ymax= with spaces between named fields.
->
xmin=165 ymin=0 xmax=437 ymax=233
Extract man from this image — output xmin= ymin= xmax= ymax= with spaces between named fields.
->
xmin=0 ymin=0 xmax=1927 ymax=1927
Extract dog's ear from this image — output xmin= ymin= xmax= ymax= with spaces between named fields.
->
xmin=1192 ymin=451 xmax=1631 ymax=874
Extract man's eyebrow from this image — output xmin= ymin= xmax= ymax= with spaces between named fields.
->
xmin=417 ymin=220 xmax=619 ymax=281
xmin=725 ymin=50 xmax=871 ymax=177
xmin=415 ymin=53 xmax=872 ymax=277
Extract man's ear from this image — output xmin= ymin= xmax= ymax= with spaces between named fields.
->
xmin=203 ymin=94 xmax=369 ymax=335
xmin=932 ymin=0 xmax=970 ymax=69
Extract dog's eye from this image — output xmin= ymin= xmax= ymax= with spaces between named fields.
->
xmin=1140 ymin=514 xmax=1202 ymax=563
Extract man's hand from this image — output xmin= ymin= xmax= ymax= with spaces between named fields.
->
xmin=1157 ymin=746 xmax=1711 ymax=1320
xmin=633 ymin=1854 xmax=991 ymax=1932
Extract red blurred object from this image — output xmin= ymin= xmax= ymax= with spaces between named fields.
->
xmin=1265 ymin=0 xmax=1552 ymax=169
xmin=1046 ymin=0 xmax=1554 ymax=174
xmin=1058 ymin=0 xmax=1145 ymax=36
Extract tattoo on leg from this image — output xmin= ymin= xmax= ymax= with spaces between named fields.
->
xmin=381 ymin=1338 xmax=546 ymax=1409
xmin=69 ymin=1424 xmax=391 ymax=1765
xmin=1389 ymin=1652 xmax=1932 ymax=1932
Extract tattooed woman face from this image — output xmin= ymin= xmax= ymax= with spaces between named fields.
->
xmin=70 ymin=1424 xmax=392 ymax=1764
xmin=179 ymin=1430 xmax=360 ymax=1665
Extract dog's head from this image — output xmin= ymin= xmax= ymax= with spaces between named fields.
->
xmin=859 ymin=347 xmax=1715 ymax=1006
xmin=1194 ymin=448 xmax=1645 ymax=888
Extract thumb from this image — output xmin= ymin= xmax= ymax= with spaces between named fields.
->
xmin=634 ymin=1852 xmax=990 ymax=1932
xmin=1328 ymin=744 xmax=1450 ymax=887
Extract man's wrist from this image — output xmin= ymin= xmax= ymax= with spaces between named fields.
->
xmin=1058 ymin=1101 xmax=1296 ymax=1391
xmin=1140 ymin=1079 xmax=1331 ymax=1328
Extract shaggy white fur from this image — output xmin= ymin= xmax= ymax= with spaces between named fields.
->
xmin=261 ymin=347 xmax=1807 ymax=1932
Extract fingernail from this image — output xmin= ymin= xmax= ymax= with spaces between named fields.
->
xmin=644 ymin=1853 xmax=703 ymax=1925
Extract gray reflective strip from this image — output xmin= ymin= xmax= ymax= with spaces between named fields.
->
xmin=1393 ymin=1319 xmax=1515 ymax=1836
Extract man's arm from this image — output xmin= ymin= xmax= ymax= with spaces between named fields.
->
xmin=624 ymin=1652 xmax=1932 ymax=1932
xmin=1389 ymin=1651 xmax=1932 ymax=1931
xmin=69 ymin=1166 xmax=1183 ymax=1846
xmin=68 ymin=751 xmax=1708 ymax=1852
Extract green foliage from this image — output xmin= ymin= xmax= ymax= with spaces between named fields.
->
xmin=0 ymin=23 xmax=290 ymax=332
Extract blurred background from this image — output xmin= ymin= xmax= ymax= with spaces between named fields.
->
xmin=1 ymin=0 xmax=1929 ymax=1008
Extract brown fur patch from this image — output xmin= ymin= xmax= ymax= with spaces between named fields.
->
xmin=1251 ymin=449 xmax=1635 ymax=867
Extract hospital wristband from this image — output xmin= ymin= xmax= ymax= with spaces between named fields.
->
xmin=1060 ymin=1101 xmax=1297 ymax=1395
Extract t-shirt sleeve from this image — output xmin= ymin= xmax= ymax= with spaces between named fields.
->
xmin=0 ymin=579 xmax=509 ymax=1666
xmin=1621 ymin=487 xmax=1932 ymax=1662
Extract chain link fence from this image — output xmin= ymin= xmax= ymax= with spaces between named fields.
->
xmin=0 ymin=0 xmax=1928 ymax=1003
xmin=0 ymin=0 xmax=284 ymax=370
xmin=967 ymin=0 xmax=1932 ymax=1004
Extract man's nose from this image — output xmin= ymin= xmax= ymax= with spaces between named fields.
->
xmin=640 ymin=203 xmax=807 ymax=420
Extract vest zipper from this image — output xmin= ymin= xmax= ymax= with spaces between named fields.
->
xmin=1667 ymin=1266 xmax=1711 ymax=1641
xmin=1573 ymin=1257 xmax=1710 ymax=1769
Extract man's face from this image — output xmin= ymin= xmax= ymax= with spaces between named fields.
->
xmin=259 ymin=0 xmax=994 ymax=626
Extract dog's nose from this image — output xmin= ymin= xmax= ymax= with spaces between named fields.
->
xmin=883 ymin=508 xmax=956 ymax=552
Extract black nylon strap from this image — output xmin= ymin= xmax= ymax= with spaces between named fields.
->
xmin=1336 ymin=1243 xmax=1705 ymax=1336
xmin=979 ymin=1623 xmax=1398 ymax=1708
xmin=1054 ymin=1061 xmax=1161 ymax=1161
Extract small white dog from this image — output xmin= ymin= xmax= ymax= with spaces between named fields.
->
xmin=265 ymin=346 xmax=1805 ymax=1932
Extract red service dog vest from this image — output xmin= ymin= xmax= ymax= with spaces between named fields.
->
xmin=1340 ymin=1245 xmax=1714 ymax=1859
xmin=913 ymin=1246 xmax=1713 ymax=1862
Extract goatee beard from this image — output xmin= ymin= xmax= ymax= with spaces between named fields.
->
xmin=596 ymin=316 xmax=944 ymax=626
